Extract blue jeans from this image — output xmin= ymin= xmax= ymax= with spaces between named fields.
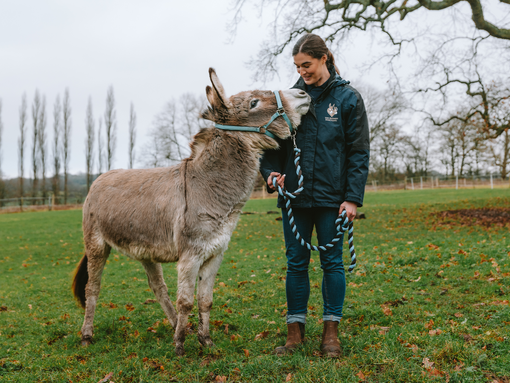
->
xmin=281 ymin=207 xmax=346 ymax=324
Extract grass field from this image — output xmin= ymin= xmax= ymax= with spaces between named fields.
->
xmin=1 ymin=188 xmax=509 ymax=382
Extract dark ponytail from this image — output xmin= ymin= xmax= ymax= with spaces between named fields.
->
xmin=292 ymin=34 xmax=340 ymax=75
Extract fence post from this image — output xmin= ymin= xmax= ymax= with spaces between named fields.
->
xmin=404 ymin=176 xmax=407 ymax=190
xmin=420 ymin=177 xmax=423 ymax=189
xmin=20 ymin=197 xmax=23 ymax=212
xmin=456 ymin=176 xmax=458 ymax=190
xmin=411 ymin=177 xmax=414 ymax=190
xmin=431 ymin=176 xmax=434 ymax=189
xmin=490 ymin=174 xmax=493 ymax=189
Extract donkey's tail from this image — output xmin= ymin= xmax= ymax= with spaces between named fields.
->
xmin=72 ymin=255 xmax=89 ymax=308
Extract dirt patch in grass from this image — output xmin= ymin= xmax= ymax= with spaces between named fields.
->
xmin=436 ymin=208 xmax=510 ymax=227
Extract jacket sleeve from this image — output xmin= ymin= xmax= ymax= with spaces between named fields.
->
xmin=343 ymin=88 xmax=370 ymax=207
xmin=259 ymin=144 xmax=285 ymax=194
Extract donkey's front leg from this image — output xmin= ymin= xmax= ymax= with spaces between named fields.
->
xmin=174 ymin=257 xmax=200 ymax=356
xmin=197 ymin=252 xmax=223 ymax=348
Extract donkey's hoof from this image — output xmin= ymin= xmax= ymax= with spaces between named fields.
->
xmin=175 ymin=345 xmax=185 ymax=356
xmin=81 ymin=337 xmax=92 ymax=347
xmin=198 ymin=335 xmax=215 ymax=348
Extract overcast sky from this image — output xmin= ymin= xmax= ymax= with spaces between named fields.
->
xmin=3 ymin=0 xmax=498 ymax=179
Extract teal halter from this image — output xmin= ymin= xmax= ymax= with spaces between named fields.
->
xmin=214 ymin=91 xmax=294 ymax=139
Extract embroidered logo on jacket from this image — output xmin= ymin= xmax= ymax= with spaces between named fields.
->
xmin=326 ymin=103 xmax=338 ymax=122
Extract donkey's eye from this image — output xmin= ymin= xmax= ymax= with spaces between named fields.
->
xmin=250 ymin=99 xmax=259 ymax=109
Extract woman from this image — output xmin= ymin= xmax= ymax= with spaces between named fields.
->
xmin=260 ymin=34 xmax=370 ymax=357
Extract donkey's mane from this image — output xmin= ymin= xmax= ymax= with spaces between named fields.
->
xmin=189 ymin=127 xmax=214 ymax=159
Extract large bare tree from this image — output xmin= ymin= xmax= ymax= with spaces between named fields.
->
xmin=52 ymin=95 xmax=61 ymax=200
xmin=85 ymin=97 xmax=95 ymax=192
xmin=38 ymin=95 xmax=48 ymax=200
xmin=104 ymin=86 xmax=117 ymax=171
xmin=31 ymin=90 xmax=41 ymax=198
xmin=128 ymin=102 xmax=136 ymax=169
xmin=18 ymin=94 xmax=28 ymax=199
xmin=62 ymin=88 xmax=72 ymax=205
xmin=232 ymin=0 xmax=510 ymax=79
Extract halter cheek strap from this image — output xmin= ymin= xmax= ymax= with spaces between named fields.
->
xmin=214 ymin=91 xmax=294 ymax=139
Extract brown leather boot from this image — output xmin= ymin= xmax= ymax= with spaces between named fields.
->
xmin=321 ymin=321 xmax=342 ymax=358
xmin=274 ymin=322 xmax=305 ymax=355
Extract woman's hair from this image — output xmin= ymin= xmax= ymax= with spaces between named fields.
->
xmin=292 ymin=34 xmax=340 ymax=75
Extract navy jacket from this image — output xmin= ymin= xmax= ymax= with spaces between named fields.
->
xmin=260 ymin=68 xmax=370 ymax=208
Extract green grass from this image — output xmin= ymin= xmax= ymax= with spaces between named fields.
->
xmin=1 ymin=188 xmax=509 ymax=382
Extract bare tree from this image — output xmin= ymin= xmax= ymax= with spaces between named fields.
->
xmin=18 ymin=94 xmax=28 ymax=199
xmin=490 ymin=129 xmax=510 ymax=180
xmin=104 ymin=86 xmax=117 ymax=171
xmin=97 ymin=118 xmax=104 ymax=175
xmin=31 ymin=90 xmax=41 ymax=197
xmin=62 ymin=88 xmax=72 ymax=205
xmin=374 ymin=124 xmax=402 ymax=181
xmin=52 ymin=95 xmax=61 ymax=200
xmin=358 ymin=83 xmax=406 ymax=143
xmin=141 ymin=93 xmax=207 ymax=167
xmin=85 ymin=97 xmax=95 ymax=192
xmin=38 ymin=95 xmax=48 ymax=199
xmin=399 ymin=125 xmax=434 ymax=177
xmin=0 ymin=98 xmax=4 ymax=201
xmin=128 ymin=102 xmax=136 ymax=169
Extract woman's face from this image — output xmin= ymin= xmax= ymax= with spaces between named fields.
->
xmin=293 ymin=52 xmax=328 ymax=87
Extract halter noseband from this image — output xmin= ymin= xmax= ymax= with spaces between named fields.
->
xmin=214 ymin=91 xmax=294 ymax=139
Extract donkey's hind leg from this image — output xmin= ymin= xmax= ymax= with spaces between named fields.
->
xmin=197 ymin=252 xmax=223 ymax=348
xmin=81 ymin=243 xmax=111 ymax=346
xmin=141 ymin=262 xmax=178 ymax=328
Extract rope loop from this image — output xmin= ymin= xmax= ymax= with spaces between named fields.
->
xmin=271 ymin=148 xmax=357 ymax=273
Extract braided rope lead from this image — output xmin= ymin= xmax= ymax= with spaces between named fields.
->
xmin=272 ymin=148 xmax=357 ymax=273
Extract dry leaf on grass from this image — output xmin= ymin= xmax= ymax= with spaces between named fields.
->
xmin=97 ymin=372 xmax=113 ymax=383
xmin=243 ymin=349 xmax=250 ymax=357
xmin=381 ymin=304 xmax=392 ymax=316
xmin=356 ymin=371 xmax=366 ymax=381
xmin=286 ymin=373 xmax=292 ymax=381
xmin=254 ymin=330 xmax=269 ymax=340
xmin=215 ymin=376 xmax=227 ymax=382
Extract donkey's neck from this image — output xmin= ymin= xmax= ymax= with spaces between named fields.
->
xmin=187 ymin=132 xmax=261 ymax=212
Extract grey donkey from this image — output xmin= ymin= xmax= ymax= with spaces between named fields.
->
xmin=72 ymin=68 xmax=310 ymax=355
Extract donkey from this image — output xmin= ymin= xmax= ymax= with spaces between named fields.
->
xmin=72 ymin=68 xmax=310 ymax=355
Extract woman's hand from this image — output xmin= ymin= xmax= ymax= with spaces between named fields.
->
xmin=267 ymin=172 xmax=285 ymax=191
xmin=339 ymin=201 xmax=357 ymax=222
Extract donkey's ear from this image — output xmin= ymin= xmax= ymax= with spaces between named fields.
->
xmin=208 ymin=68 xmax=230 ymax=108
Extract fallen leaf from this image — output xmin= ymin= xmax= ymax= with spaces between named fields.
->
xmin=243 ymin=349 xmax=250 ymax=357
xmin=219 ymin=282 xmax=226 ymax=287
xmin=28 ymin=304 xmax=32 ymax=310
xmin=143 ymin=299 xmax=157 ymax=305
xmin=255 ymin=330 xmax=269 ymax=340
xmin=454 ymin=313 xmax=463 ymax=318
xmin=381 ymin=304 xmax=393 ymax=316
xmin=356 ymin=371 xmax=366 ymax=381
xmin=224 ymin=324 xmax=229 ymax=334
xmin=286 ymin=373 xmax=292 ymax=382
xmin=429 ymin=329 xmax=442 ymax=336
xmin=425 ymin=319 xmax=434 ymax=329
xmin=125 ymin=304 xmax=135 ymax=312
xmin=97 ymin=372 xmax=113 ymax=383
xmin=215 ymin=376 xmax=227 ymax=382
xmin=413 ymin=276 xmax=421 ymax=282
xmin=422 ymin=357 xmax=434 ymax=369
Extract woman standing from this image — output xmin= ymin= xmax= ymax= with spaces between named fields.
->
xmin=260 ymin=34 xmax=370 ymax=357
